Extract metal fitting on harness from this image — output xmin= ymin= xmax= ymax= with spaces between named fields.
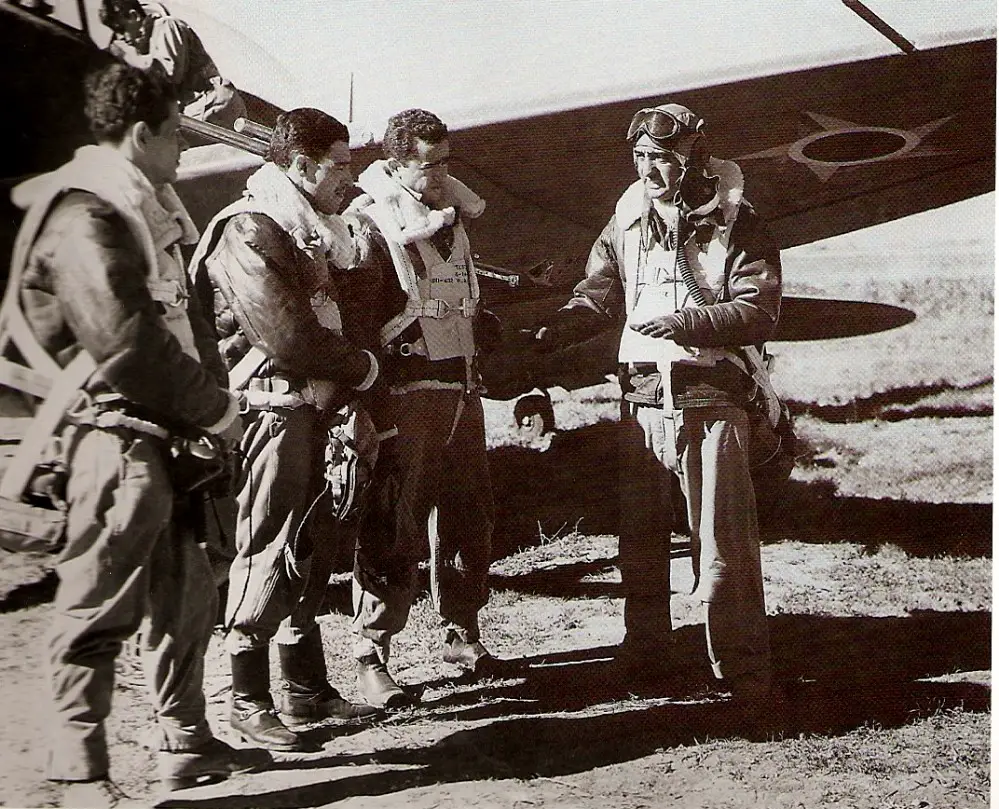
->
xmin=418 ymin=299 xmax=451 ymax=319
xmin=385 ymin=338 xmax=428 ymax=358
xmin=67 ymin=407 xmax=170 ymax=440
xmin=409 ymin=298 xmax=479 ymax=319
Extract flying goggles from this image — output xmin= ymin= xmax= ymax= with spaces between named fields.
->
xmin=626 ymin=104 xmax=705 ymax=144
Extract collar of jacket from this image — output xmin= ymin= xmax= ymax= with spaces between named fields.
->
xmin=243 ymin=161 xmax=356 ymax=269
xmin=11 ymin=143 xmax=198 ymax=257
xmin=615 ymin=157 xmax=745 ymax=235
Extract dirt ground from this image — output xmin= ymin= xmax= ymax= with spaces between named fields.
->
xmin=0 ymin=246 xmax=992 ymax=809
xmin=0 ymin=428 xmax=990 ymax=808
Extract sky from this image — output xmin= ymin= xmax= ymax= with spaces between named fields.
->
xmin=48 ymin=0 xmax=996 ymax=257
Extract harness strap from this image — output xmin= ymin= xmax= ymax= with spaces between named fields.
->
xmin=66 ymin=406 xmax=171 ymax=441
xmin=0 ymin=352 xmax=95 ymax=501
xmin=227 ymin=344 xmax=268 ymax=390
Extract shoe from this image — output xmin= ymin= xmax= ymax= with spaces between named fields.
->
xmin=356 ymin=655 xmax=416 ymax=710
xmin=59 ymin=779 xmax=145 ymax=808
xmin=443 ymin=635 xmax=515 ymax=678
xmin=158 ymin=737 xmax=272 ymax=792
xmin=276 ymin=688 xmax=384 ymax=728
xmin=230 ymin=706 xmax=310 ymax=753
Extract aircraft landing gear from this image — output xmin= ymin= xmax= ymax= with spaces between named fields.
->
xmin=513 ymin=390 xmax=555 ymax=438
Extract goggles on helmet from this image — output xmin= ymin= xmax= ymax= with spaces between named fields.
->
xmin=626 ymin=104 xmax=704 ymax=144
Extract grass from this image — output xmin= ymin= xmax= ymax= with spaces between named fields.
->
xmin=0 ymin=246 xmax=991 ymax=808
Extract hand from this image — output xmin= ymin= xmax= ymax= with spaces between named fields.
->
xmin=473 ymin=309 xmax=503 ymax=354
xmin=217 ymin=417 xmax=244 ymax=452
xmin=441 ymin=206 xmax=458 ymax=227
xmin=629 ymin=312 xmax=684 ymax=339
xmin=502 ymin=327 xmax=545 ymax=351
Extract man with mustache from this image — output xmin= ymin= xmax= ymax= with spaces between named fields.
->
xmin=531 ymin=103 xmax=786 ymax=737
xmin=189 ymin=107 xmax=384 ymax=752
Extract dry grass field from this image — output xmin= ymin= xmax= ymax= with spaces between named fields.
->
xmin=0 ymin=229 xmax=991 ymax=808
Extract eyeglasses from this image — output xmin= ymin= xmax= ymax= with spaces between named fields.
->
xmin=412 ymin=156 xmax=449 ymax=172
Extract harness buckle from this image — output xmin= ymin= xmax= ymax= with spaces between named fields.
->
xmin=422 ymin=299 xmax=450 ymax=318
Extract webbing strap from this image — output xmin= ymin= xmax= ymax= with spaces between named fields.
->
xmin=227 ymin=345 xmax=268 ymax=391
xmin=0 ymin=351 xmax=95 ymax=500
xmin=0 ymin=357 xmax=53 ymax=399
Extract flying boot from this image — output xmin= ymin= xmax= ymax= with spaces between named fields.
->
xmin=157 ymin=737 xmax=272 ymax=792
xmin=443 ymin=627 xmax=516 ymax=678
xmin=275 ymin=628 xmax=382 ymax=727
xmin=229 ymin=647 xmax=307 ymax=752
xmin=355 ymin=643 xmax=416 ymax=710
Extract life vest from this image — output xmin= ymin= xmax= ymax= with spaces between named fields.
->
xmin=3 ymin=146 xmax=201 ymax=372
xmin=363 ymin=202 xmax=480 ymax=362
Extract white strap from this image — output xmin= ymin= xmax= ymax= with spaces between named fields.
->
xmin=0 ymin=351 xmax=95 ymax=500
xmin=227 ymin=345 xmax=268 ymax=391
xmin=0 ymin=357 xmax=53 ymax=399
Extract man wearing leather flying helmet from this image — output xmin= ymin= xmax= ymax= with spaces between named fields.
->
xmin=530 ymin=102 xmax=785 ymax=737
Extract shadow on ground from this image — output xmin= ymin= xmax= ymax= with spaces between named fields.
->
xmin=163 ymin=609 xmax=990 ymax=809
xmin=488 ymin=420 xmax=992 ymax=560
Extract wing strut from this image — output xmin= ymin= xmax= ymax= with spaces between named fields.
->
xmin=841 ymin=0 xmax=916 ymax=54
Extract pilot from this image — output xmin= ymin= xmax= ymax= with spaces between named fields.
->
xmin=7 ymin=63 xmax=268 ymax=806
xmin=188 ymin=107 xmax=385 ymax=752
xmin=345 ymin=108 xmax=509 ymax=709
xmin=99 ymin=0 xmax=246 ymax=129
xmin=532 ymin=103 xmax=784 ymax=735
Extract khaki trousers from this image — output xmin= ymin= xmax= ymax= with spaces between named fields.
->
xmin=47 ymin=427 xmax=216 ymax=782
xmin=619 ymin=401 xmax=771 ymax=687
xmin=353 ymin=390 xmax=494 ymax=660
xmin=223 ymin=406 xmax=348 ymax=654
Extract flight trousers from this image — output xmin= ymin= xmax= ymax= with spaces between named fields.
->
xmin=223 ymin=405 xmax=350 ymax=654
xmin=619 ymin=401 xmax=771 ymax=690
xmin=46 ymin=427 xmax=216 ymax=782
xmin=353 ymin=389 xmax=494 ymax=661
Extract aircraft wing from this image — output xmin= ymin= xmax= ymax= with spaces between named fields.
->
xmin=164 ymin=0 xmax=995 ymax=280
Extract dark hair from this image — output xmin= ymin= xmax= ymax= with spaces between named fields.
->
xmin=383 ymin=108 xmax=448 ymax=162
xmin=99 ymin=0 xmax=144 ymax=33
xmin=267 ymin=108 xmax=350 ymax=169
xmin=84 ymin=62 xmax=177 ymax=143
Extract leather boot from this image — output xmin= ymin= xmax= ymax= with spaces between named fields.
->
xmin=275 ymin=630 xmax=383 ymax=727
xmin=157 ymin=737 xmax=272 ymax=792
xmin=356 ymin=654 xmax=416 ymax=710
xmin=229 ymin=648 xmax=306 ymax=752
xmin=443 ymin=630 xmax=515 ymax=678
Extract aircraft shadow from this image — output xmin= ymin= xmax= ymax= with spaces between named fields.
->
xmin=787 ymin=378 xmax=993 ymax=423
xmin=488 ymin=421 xmax=992 ymax=563
xmin=162 ymin=610 xmax=990 ymax=809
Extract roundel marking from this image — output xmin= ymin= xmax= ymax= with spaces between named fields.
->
xmin=789 ymin=126 xmax=920 ymax=168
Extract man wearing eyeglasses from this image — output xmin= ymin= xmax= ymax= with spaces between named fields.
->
xmin=532 ymin=103 xmax=784 ymax=736
xmin=346 ymin=108 xmax=509 ymax=709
